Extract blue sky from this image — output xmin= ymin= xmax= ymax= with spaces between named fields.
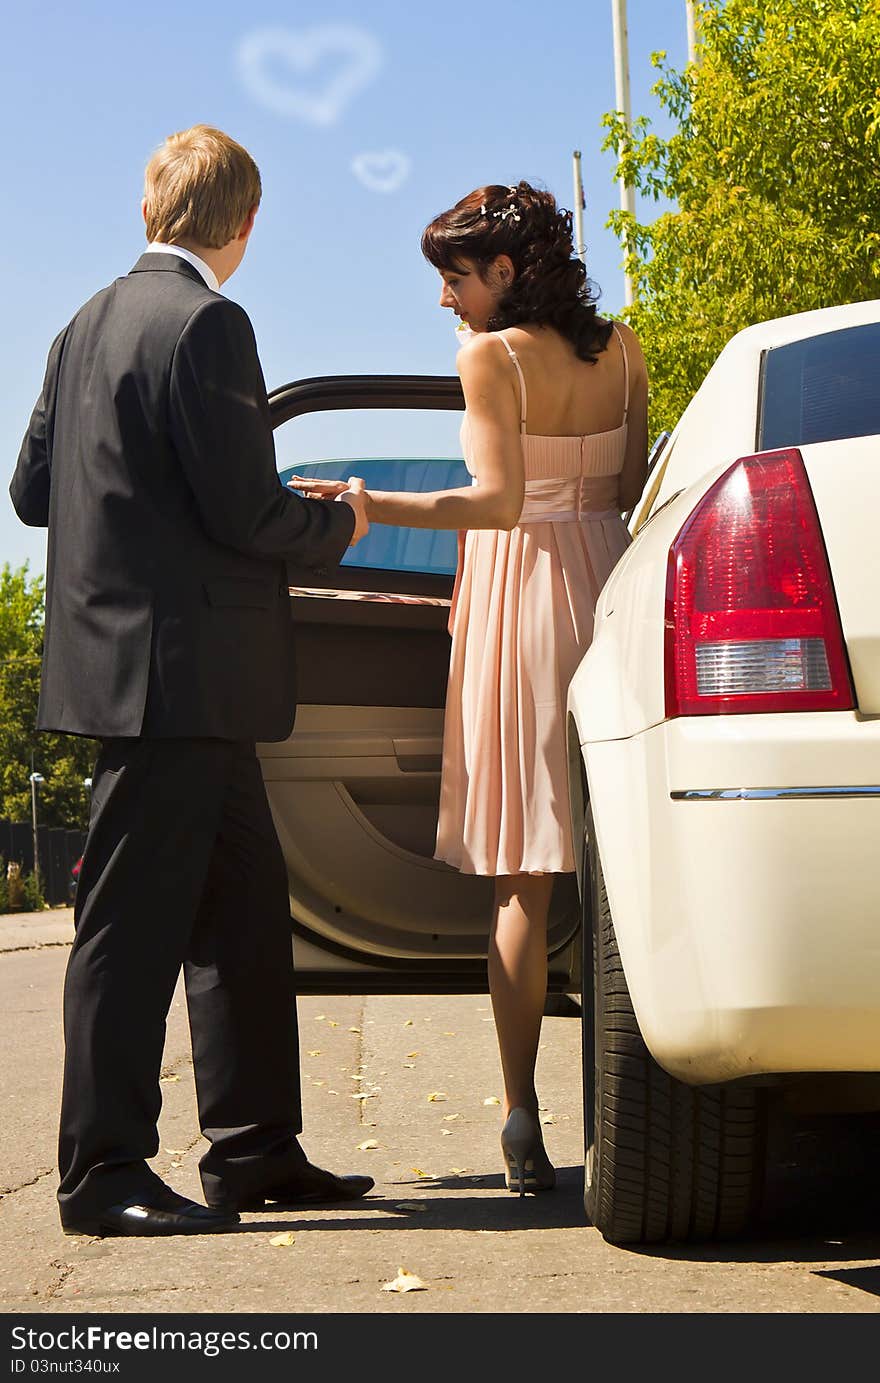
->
xmin=2 ymin=0 xmax=689 ymax=573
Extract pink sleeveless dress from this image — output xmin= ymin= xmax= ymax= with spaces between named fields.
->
xmin=433 ymin=326 xmax=633 ymax=877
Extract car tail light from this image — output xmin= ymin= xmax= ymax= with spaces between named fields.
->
xmin=664 ymin=448 xmax=854 ymax=717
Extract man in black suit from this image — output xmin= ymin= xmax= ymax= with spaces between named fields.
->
xmin=10 ymin=125 xmax=373 ymax=1236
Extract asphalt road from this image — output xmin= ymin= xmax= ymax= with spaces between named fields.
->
xmin=2 ymin=908 xmax=880 ymax=1315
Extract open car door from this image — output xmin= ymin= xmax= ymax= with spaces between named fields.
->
xmin=260 ymin=374 xmax=580 ymax=994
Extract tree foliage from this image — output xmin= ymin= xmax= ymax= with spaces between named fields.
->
xmin=602 ymin=0 xmax=880 ymax=436
xmin=0 ymin=564 xmax=95 ymax=829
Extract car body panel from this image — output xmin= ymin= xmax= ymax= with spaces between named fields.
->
xmin=569 ymin=300 xmax=880 ymax=1085
xmin=580 ymin=714 xmax=880 ymax=1084
xmin=799 ymin=436 xmax=880 ymax=712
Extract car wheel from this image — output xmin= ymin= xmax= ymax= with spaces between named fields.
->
xmin=581 ymin=799 xmax=767 ymax=1244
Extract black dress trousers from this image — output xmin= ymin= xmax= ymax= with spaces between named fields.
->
xmin=57 ymin=736 xmax=301 ymax=1221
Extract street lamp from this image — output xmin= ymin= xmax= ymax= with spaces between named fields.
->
xmin=685 ymin=1 xmax=700 ymax=65
xmin=610 ymin=0 xmax=636 ymax=306
xmin=29 ymin=772 xmax=44 ymax=895
xmin=572 ymin=149 xmax=586 ymax=266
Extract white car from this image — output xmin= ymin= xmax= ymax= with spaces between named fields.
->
xmin=566 ymin=299 xmax=880 ymax=1244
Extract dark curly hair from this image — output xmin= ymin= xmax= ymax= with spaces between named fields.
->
xmin=421 ymin=180 xmax=613 ymax=364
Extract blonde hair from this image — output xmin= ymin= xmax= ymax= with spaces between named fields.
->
xmin=143 ymin=124 xmax=262 ymax=249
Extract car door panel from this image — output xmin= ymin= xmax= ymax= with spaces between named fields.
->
xmin=261 ymin=376 xmax=580 ymax=992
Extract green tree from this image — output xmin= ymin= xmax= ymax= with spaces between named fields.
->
xmin=603 ymin=0 xmax=880 ymax=437
xmin=0 ymin=563 xmax=95 ymax=829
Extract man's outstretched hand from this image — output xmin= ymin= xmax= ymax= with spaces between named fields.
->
xmin=288 ymin=475 xmax=349 ymax=500
xmin=288 ymin=474 xmax=369 ymax=547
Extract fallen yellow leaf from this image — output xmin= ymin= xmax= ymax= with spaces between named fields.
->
xmin=403 ymin=1019 xmax=414 ymax=1027
xmin=441 ymin=1130 xmax=453 ymax=1137
xmin=163 ymin=1148 xmax=186 ymax=1155
xmin=483 ymin=1097 xmax=501 ymax=1106
xmin=403 ymin=1063 xmax=415 ymax=1069
xmin=349 ymin=1026 xmax=361 ymax=1034
xmin=357 ymin=1139 xmax=379 ymax=1151
xmin=427 ymin=1092 xmax=447 ymax=1103
xmin=327 ymin=1021 xmax=339 ymax=1028
xmin=312 ymin=1080 xmax=326 ymax=1087
xmin=159 ymin=1073 xmax=180 ymax=1083
xmin=382 ymin=1267 xmax=428 ymax=1293
xmin=406 ymin=1052 xmax=420 ymax=1059
xmin=411 ymin=1168 xmax=431 ymax=1178
xmin=315 ymin=1015 xmax=327 ymax=1021
xmin=442 ymin=1114 xmax=461 ymax=1122
xmin=450 ymin=1167 xmax=469 ymax=1175
xmin=269 ymin=1232 xmax=296 ymax=1247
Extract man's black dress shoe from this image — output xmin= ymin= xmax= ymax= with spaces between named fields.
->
xmin=61 ymin=1186 xmax=240 ymax=1237
xmin=206 ymin=1160 xmax=374 ymax=1212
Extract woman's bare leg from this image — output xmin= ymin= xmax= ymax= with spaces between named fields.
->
xmin=488 ymin=873 xmax=555 ymax=1118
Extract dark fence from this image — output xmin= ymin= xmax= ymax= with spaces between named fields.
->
xmin=0 ymin=818 xmax=87 ymax=906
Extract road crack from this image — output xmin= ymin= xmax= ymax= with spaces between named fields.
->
xmin=46 ymin=1259 xmax=76 ymax=1301
xmin=0 ymin=941 xmax=73 ymax=955
xmin=354 ymin=998 xmax=370 ymax=1127
xmin=0 ymin=1166 xmax=56 ymax=1200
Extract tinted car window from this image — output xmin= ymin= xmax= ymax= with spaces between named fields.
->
xmin=760 ymin=322 xmax=880 ymax=449
xmin=279 ymin=459 xmax=470 ymax=575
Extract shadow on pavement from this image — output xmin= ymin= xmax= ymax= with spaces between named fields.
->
xmin=814 ymin=1266 xmax=880 ymax=1298
xmin=214 ymin=1165 xmax=587 ymax=1235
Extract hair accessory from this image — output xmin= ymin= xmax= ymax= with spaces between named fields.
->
xmin=493 ymin=202 xmax=521 ymax=222
xmin=480 ymin=203 xmax=487 ymax=215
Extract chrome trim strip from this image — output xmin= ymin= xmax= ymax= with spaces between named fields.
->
xmin=671 ymin=786 xmax=880 ymax=802
xmin=289 ymin=587 xmax=451 ymax=607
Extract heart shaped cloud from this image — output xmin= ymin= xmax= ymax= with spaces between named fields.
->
xmin=351 ymin=149 xmax=412 ymax=194
xmin=238 ymin=23 xmax=383 ymax=126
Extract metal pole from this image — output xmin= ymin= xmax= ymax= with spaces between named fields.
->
xmin=686 ymin=1 xmax=698 ymax=65
xmin=611 ymin=0 xmax=636 ymax=306
xmin=572 ymin=150 xmax=586 ymax=265
xmin=30 ymin=775 xmax=39 ymax=895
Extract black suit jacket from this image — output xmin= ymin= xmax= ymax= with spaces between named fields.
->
xmin=10 ymin=252 xmax=355 ymax=740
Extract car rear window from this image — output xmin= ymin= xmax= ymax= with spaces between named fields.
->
xmin=759 ymin=321 xmax=880 ymax=449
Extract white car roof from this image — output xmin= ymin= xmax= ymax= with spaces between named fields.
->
xmin=653 ymin=299 xmax=880 ymax=497
xmin=722 ymin=297 xmax=880 ymax=356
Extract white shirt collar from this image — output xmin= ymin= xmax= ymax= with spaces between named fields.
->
xmin=146 ymin=241 xmax=221 ymax=293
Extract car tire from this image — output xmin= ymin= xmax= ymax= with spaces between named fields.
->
xmin=581 ymin=800 xmax=767 ymax=1245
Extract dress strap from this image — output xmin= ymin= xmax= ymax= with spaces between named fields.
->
xmin=612 ymin=324 xmax=629 ymax=425
xmin=496 ymin=332 xmax=527 ymax=435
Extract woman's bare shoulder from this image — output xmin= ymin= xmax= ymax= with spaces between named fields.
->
xmin=456 ymin=331 xmax=513 ymax=376
xmin=605 ymin=318 xmax=645 ymax=353
xmin=605 ymin=318 xmax=647 ymax=376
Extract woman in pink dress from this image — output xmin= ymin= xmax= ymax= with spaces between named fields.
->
xmin=290 ymin=181 xmax=649 ymax=1195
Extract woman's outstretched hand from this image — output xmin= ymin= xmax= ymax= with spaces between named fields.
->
xmin=287 ymin=475 xmax=351 ymax=500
